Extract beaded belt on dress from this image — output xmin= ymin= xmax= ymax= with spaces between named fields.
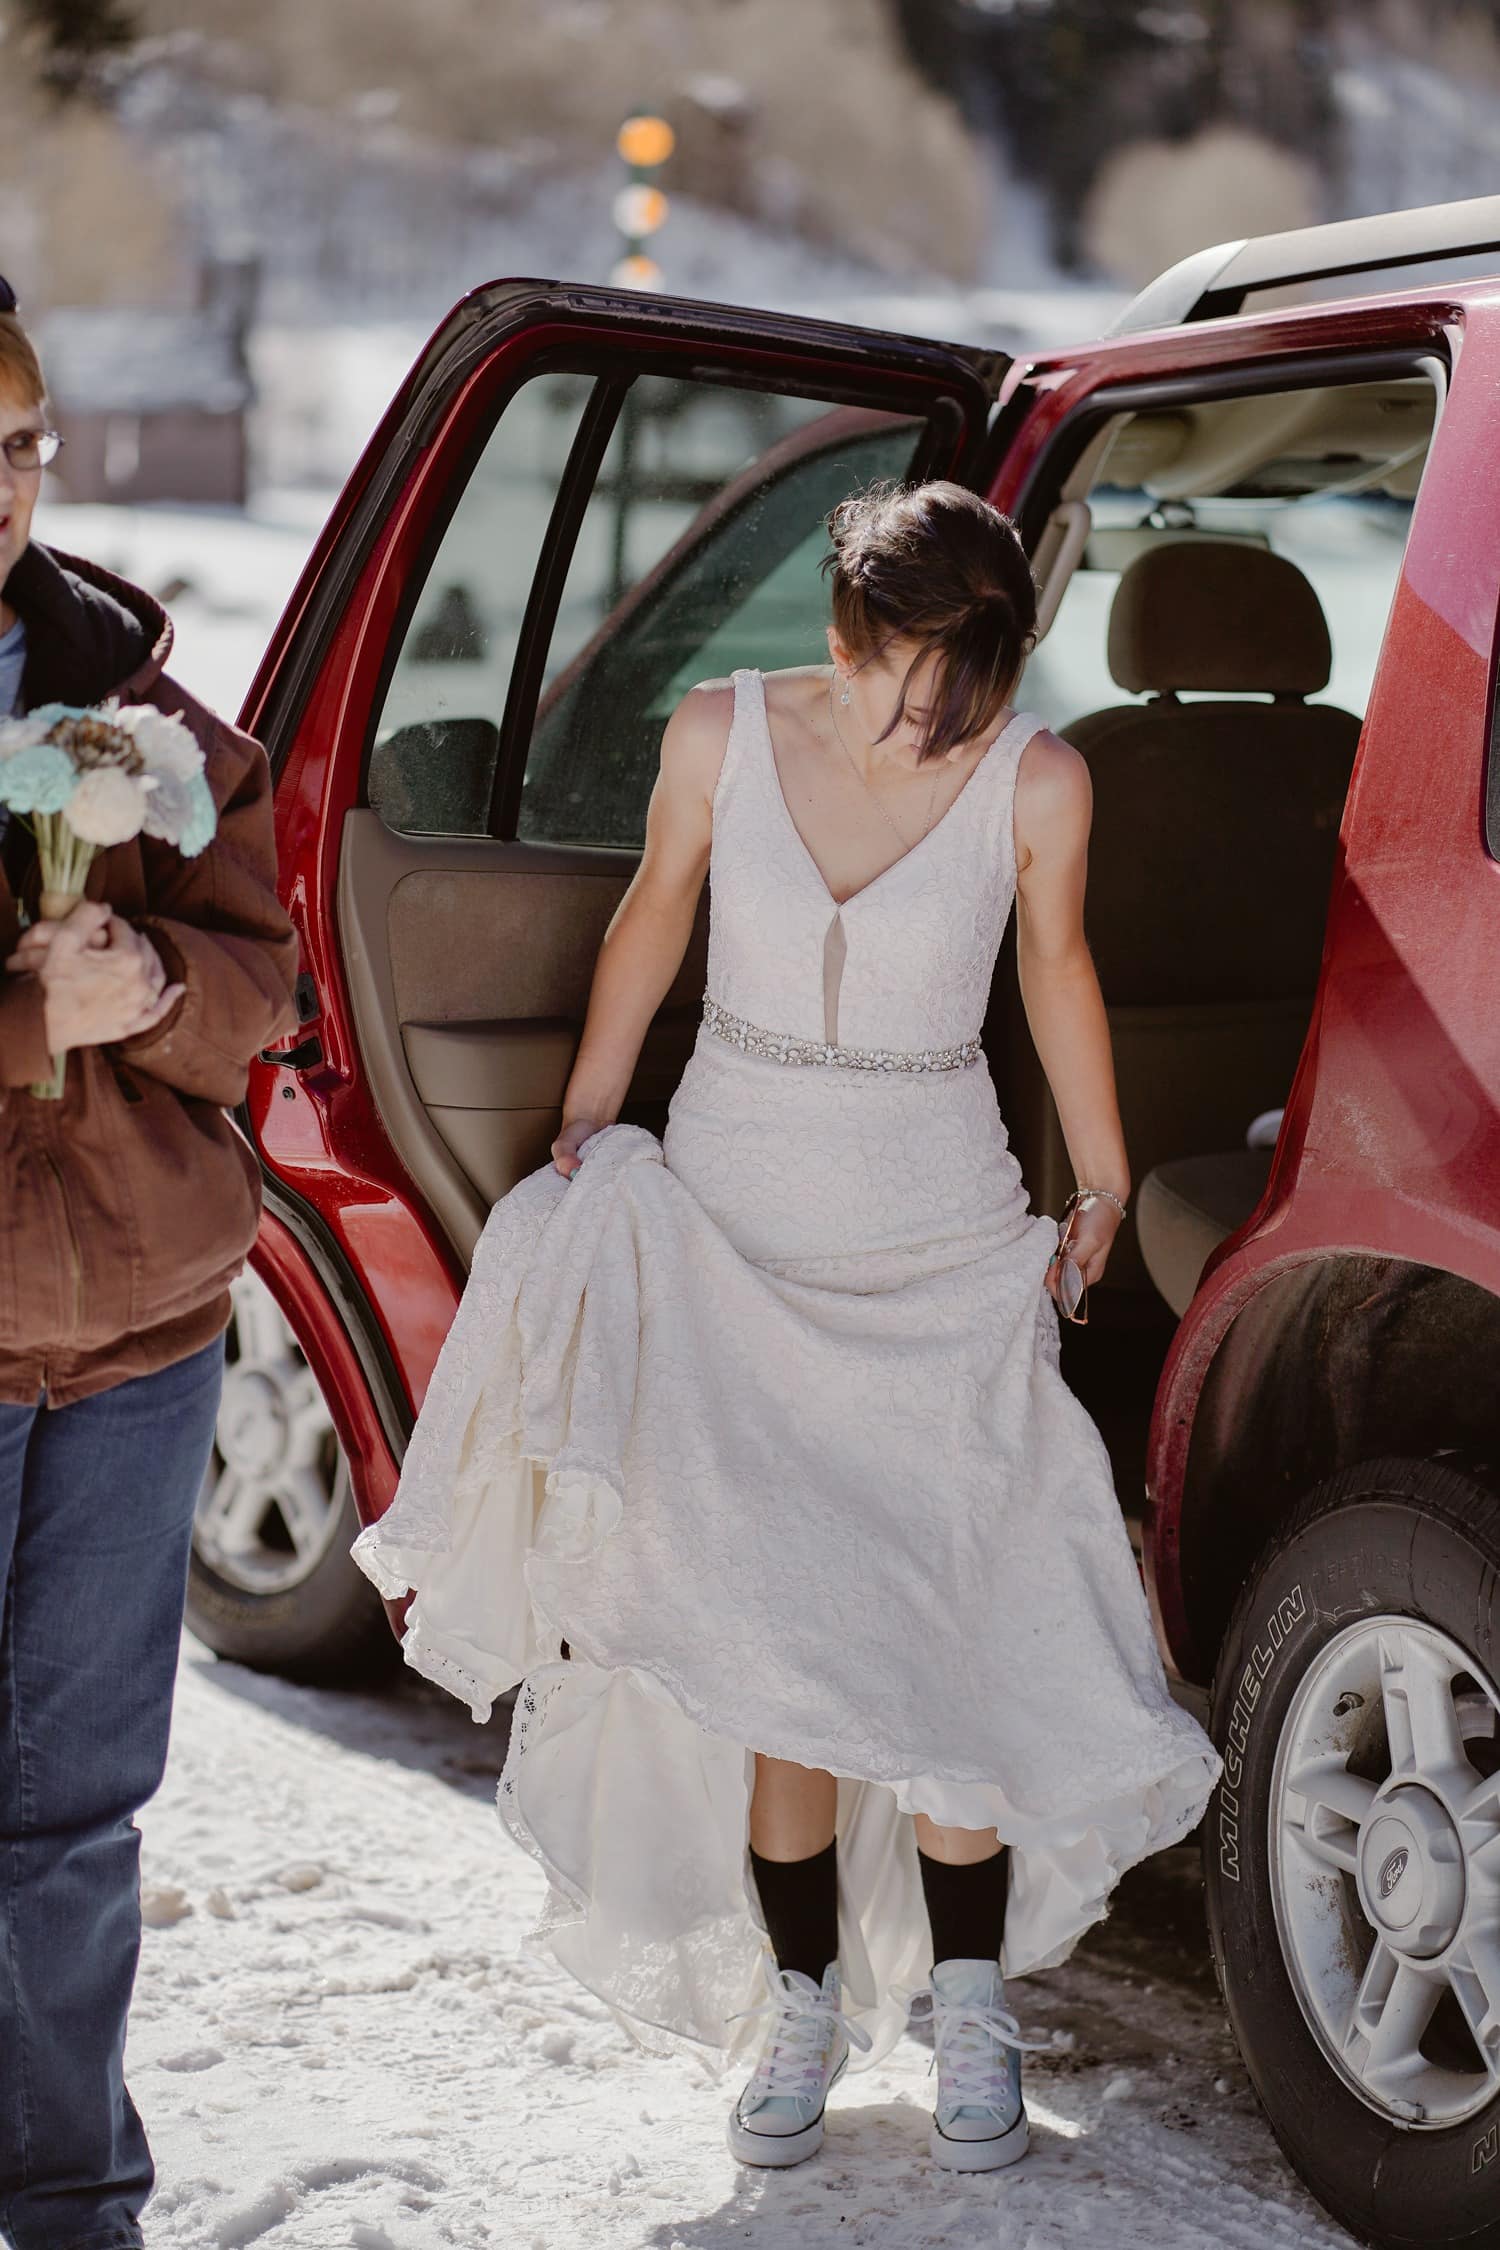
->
xmin=700 ymin=995 xmax=981 ymax=1073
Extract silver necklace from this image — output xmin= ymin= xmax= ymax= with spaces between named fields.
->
xmin=828 ymin=672 xmax=942 ymax=851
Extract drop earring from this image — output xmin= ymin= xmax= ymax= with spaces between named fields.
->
xmin=839 ymin=675 xmax=852 ymax=706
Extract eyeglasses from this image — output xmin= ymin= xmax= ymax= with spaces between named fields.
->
xmin=1 ymin=429 xmax=63 ymax=474
xmin=0 ymin=276 xmax=58 ymax=475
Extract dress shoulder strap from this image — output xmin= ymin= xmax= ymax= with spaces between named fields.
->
xmin=710 ymin=668 xmax=764 ymax=822
xmin=980 ymin=708 xmax=1049 ymax=871
xmin=993 ymin=708 xmax=1048 ymax=764
xmin=989 ymin=709 xmax=1049 ymax=799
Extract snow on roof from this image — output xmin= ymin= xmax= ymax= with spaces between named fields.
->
xmin=36 ymin=309 xmax=254 ymax=416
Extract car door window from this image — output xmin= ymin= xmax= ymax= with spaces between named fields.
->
xmin=368 ymin=364 xmax=922 ymax=841
xmin=523 ymin=384 xmax=922 ymax=847
xmin=369 ymin=368 xmax=596 ymax=837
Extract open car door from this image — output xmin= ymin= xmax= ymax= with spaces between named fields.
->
xmin=237 ymin=279 xmax=1015 ymax=1528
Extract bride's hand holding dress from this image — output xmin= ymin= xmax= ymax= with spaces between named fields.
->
xmin=551 ymin=1116 xmax=601 ymax=1181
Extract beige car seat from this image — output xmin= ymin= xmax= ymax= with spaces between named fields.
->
xmin=999 ymin=539 xmax=1361 ymax=1310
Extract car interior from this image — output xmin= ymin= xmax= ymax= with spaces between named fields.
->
xmin=332 ymin=357 xmax=1439 ymax=1517
xmin=1010 ymin=376 xmax=1436 ymax=1310
xmin=999 ymin=371 xmax=1436 ymax=1502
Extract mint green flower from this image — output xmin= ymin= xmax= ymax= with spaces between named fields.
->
xmin=0 ymin=743 xmax=77 ymax=814
xmin=178 ymin=772 xmax=218 ymax=857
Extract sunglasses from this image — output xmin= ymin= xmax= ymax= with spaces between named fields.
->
xmin=1050 ymin=1204 xmax=1090 ymax=1325
xmin=0 ymin=276 xmax=15 ymax=316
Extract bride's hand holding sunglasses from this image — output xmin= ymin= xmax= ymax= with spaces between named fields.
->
xmin=1045 ymin=1186 xmax=1128 ymax=1324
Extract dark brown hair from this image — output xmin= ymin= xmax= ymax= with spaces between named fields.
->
xmin=820 ymin=477 xmax=1039 ymax=762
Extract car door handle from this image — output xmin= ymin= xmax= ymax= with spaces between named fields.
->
xmin=258 ymin=1035 xmax=324 ymax=1070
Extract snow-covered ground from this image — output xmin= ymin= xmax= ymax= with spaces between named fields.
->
xmin=128 ymin=1637 xmax=1356 ymax=2250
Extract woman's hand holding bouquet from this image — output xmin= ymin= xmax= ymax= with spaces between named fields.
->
xmin=0 ymin=698 xmax=215 ymax=1095
xmin=5 ymin=898 xmax=183 ymax=1057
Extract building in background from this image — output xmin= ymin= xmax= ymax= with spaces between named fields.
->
xmin=36 ymin=256 xmax=258 ymax=507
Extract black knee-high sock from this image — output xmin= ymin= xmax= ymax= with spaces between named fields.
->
xmin=917 ymin=1844 xmax=1010 ymax=1967
xmin=749 ymin=1837 xmax=839 ymax=1982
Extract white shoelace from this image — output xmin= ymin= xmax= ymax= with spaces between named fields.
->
xmin=907 ymin=1987 xmax=1053 ymax=2120
xmin=726 ymin=1963 xmax=874 ymax=2102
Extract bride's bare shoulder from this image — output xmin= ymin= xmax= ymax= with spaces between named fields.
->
xmin=667 ymin=674 xmax=737 ymax=734
xmin=658 ymin=666 xmax=819 ymax=812
xmin=657 ymin=676 xmax=740 ymax=817
xmin=1018 ymin=722 xmax=1084 ymax=786
xmin=1014 ymin=724 xmax=1090 ymax=873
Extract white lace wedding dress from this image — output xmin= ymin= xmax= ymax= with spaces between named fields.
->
xmin=352 ymin=665 xmax=1223 ymax=2074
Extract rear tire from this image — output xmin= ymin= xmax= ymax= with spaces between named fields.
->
xmin=1204 ymin=1456 xmax=1500 ymax=2250
xmin=184 ymin=1271 xmax=396 ymax=1687
xmin=186 ymin=1471 xmax=396 ymax=1686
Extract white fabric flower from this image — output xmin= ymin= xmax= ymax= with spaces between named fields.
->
xmin=66 ymin=766 xmax=149 ymax=846
xmin=0 ymin=715 xmax=55 ymax=757
xmin=111 ymin=703 xmax=204 ymax=783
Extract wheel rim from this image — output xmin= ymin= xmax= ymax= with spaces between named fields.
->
xmin=1268 ymin=1613 xmax=1500 ymax=2129
xmin=193 ymin=1272 xmax=347 ymax=1596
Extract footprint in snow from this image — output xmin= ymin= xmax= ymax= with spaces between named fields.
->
xmin=157 ymin=2045 xmax=224 ymax=2073
xmin=141 ymin=1882 xmax=193 ymax=1928
xmin=213 ymin=2156 xmax=445 ymax=2249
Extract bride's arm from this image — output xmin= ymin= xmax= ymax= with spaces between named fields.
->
xmin=1012 ymin=730 xmax=1129 ymax=1280
xmin=551 ymin=678 xmax=731 ymax=1176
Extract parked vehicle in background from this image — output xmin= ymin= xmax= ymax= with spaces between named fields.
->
xmin=203 ymin=195 xmax=1500 ymax=2248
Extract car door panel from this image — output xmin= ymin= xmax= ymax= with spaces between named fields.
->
xmin=336 ymin=808 xmax=709 ymax=1253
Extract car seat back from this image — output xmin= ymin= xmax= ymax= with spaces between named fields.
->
xmin=1001 ymin=540 xmax=1361 ymax=1302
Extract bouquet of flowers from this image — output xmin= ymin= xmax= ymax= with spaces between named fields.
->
xmin=0 ymin=699 xmax=217 ymax=1097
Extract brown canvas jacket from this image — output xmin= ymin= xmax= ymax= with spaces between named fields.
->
xmin=0 ymin=541 xmax=300 ymax=1404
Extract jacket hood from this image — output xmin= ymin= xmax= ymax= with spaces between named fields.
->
xmin=2 ymin=540 xmax=173 ymax=712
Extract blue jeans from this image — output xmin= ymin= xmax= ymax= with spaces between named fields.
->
xmin=0 ymin=1334 xmax=225 ymax=2250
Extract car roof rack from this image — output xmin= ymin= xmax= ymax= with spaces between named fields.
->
xmin=1106 ymin=192 xmax=1500 ymax=335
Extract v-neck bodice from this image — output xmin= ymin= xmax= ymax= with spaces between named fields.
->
xmin=703 ymin=666 xmax=1046 ymax=1053
xmin=761 ymin=666 xmax=1018 ymax=910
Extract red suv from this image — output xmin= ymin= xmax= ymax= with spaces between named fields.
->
xmin=192 ymin=196 xmax=1500 ymax=2250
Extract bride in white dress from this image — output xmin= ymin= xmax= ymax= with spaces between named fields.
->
xmin=352 ymin=477 xmax=1223 ymax=2175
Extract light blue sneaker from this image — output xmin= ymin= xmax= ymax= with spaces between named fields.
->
xmin=923 ymin=1956 xmax=1048 ymax=2170
xmin=724 ymin=1952 xmax=873 ymax=2166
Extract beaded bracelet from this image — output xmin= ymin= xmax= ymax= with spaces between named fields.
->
xmin=1061 ymin=1184 xmax=1128 ymax=1219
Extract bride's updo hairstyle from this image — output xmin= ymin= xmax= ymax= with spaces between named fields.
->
xmin=820 ymin=477 xmax=1039 ymax=764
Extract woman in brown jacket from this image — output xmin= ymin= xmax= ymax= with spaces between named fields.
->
xmin=0 ymin=283 xmax=300 ymax=2250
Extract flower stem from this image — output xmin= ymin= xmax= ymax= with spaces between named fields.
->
xmin=27 ymin=813 xmax=100 ymax=1098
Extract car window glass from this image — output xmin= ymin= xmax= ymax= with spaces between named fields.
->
xmin=366 ymin=363 xmax=923 ymax=842
xmin=368 ymin=368 xmax=596 ymax=837
xmin=520 ymin=380 xmax=923 ymax=848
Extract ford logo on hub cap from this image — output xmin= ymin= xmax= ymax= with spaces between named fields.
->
xmin=1379 ymin=1846 xmax=1410 ymax=1899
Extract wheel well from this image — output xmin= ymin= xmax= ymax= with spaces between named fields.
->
xmin=1178 ymin=1254 xmax=1500 ymax=1673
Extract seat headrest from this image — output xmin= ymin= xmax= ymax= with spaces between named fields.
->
xmin=1107 ymin=541 xmax=1331 ymax=697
